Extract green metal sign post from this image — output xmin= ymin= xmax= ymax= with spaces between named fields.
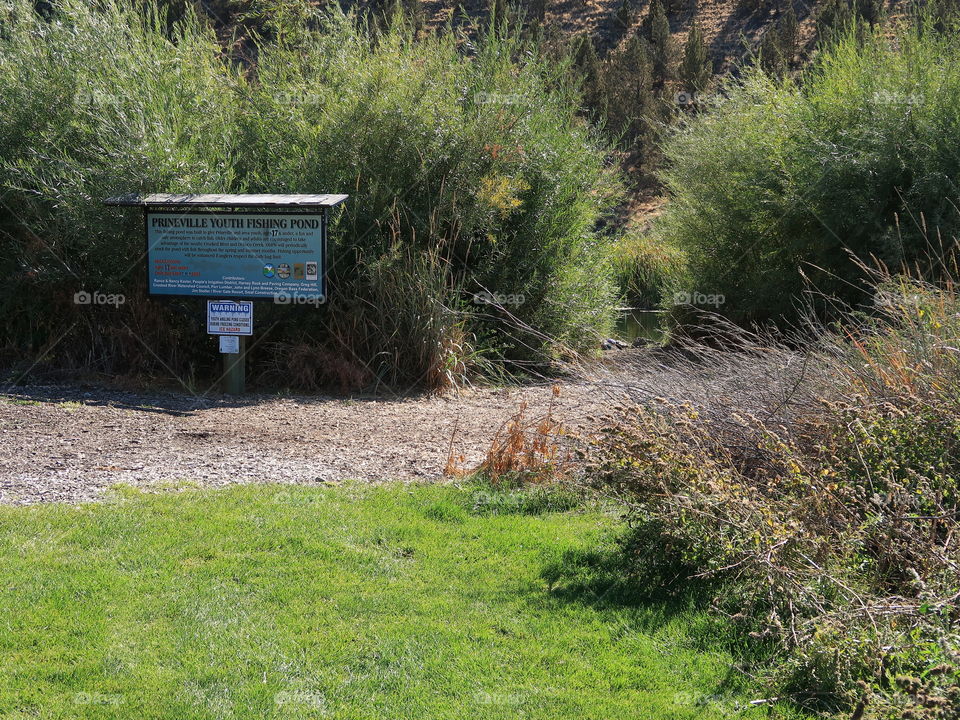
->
xmin=222 ymin=335 xmax=246 ymax=395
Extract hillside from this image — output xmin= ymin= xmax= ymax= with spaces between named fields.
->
xmin=439 ymin=0 xmax=824 ymax=71
xmin=183 ymin=0 xmax=910 ymax=74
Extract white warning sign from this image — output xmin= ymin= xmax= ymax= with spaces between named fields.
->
xmin=207 ymin=300 xmax=253 ymax=336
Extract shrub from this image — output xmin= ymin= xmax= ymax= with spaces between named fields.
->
xmin=0 ymin=0 xmax=621 ymax=390
xmin=0 ymin=0 xmax=241 ymax=379
xmin=655 ymin=16 xmax=960 ymax=327
xmin=586 ymin=269 xmax=960 ymax=715
xmin=449 ymin=385 xmax=572 ymax=485
xmin=242 ymin=10 xmax=622 ymax=373
xmin=611 ymin=230 xmax=688 ymax=308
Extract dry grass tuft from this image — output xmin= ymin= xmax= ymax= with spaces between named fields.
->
xmin=449 ymin=384 xmax=571 ymax=484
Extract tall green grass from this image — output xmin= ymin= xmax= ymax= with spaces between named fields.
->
xmin=0 ymin=0 xmax=242 ymax=380
xmin=0 ymin=1 xmax=620 ymax=389
xmin=611 ymin=230 xmax=688 ymax=309
xmin=655 ymin=15 xmax=960 ymax=326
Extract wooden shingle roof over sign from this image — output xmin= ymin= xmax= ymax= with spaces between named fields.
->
xmin=104 ymin=193 xmax=349 ymax=208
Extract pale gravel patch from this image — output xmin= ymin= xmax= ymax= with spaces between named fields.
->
xmin=0 ymin=346 xmax=800 ymax=505
xmin=0 ymin=378 xmax=607 ymax=505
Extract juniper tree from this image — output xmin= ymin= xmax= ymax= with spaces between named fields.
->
xmin=605 ymin=32 xmax=655 ymax=156
xmin=679 ymin=23 xmax=710 ymax=94
xmin=859 ymin=0 xmax=885 ymax=26
xmin=779 ymin=3 xmax=798 ymax=57
xmin=644 ymin=0 xmax=673 ymax=87
xmin=404 ymin=0 xmax=425 ymax=32
xmin=489 ymin=0 xmax=508 ymax=27
xmin=615 ymin=0 xmax=635 ymax=30
xmin=928 ymin=0 xmax=960 ymax=30
xmin=528 ymin=0 xmax=547 ymax=24
xmin=816 ymin=0 xmax=856 ymax=46
xmin=573 ymin=33 xmax=604 ymax=116
xmin=757 ymin=2 xmax=799 ymax=74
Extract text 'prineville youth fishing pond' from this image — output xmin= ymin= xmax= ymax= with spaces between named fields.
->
xmin=149 ymin=216 xmax=321 ymax=229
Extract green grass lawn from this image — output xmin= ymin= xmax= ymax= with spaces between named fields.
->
xmin=0 ymin=483 xmax=796 ymax=719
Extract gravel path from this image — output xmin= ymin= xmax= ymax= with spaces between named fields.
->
xmin=0 ymin=379 xmax=602 ymax=505
xmin=0 ymin=343 xmax=805 ymax=505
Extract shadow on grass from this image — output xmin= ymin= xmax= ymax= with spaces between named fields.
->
xmin=534 ymin=535 xmax=770 ymax=705
xmin=539 ymin=539 xmax=716 ymax=621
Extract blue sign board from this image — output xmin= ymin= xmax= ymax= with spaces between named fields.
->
xmin=146 ymin=211 xmax=325 ymax=300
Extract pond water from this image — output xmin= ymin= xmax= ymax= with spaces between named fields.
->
xmin=614 ymin=309 xmax=665 ymax=344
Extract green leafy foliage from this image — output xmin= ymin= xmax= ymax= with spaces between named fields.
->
xmin=655 ymin=18 xmax=960 ymax=325
xmin=0 ymin=0 xmax=621 ymax=389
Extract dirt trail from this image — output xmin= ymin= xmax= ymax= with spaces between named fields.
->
xmin=0 ymin=379 xmax=603 ymax=505
xmin=0 ymin=343 xmax=803 ymax=505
